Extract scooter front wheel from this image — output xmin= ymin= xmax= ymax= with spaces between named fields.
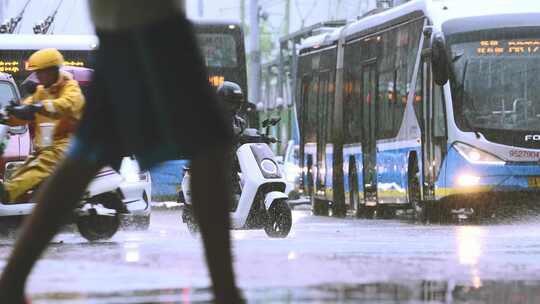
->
xmin=264 ymin=200 xmax=292 ymax=238
xmin=76 ymin=213 xmax=120 ymax=241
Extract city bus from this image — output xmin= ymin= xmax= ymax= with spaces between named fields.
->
xmin=0 ymin=20 xmax=248 ymax=95
xmin=192 ymin=19 xmax=256 ymax=125
xmin=0 ymin=20 xmax=251 ymax=201
xmin=295 ymin=0 xmax=540 ymax=220
xmin=194 ymin=20 xmax=247 ymax=94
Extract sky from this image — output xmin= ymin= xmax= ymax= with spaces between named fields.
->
xmin=1 ymin=0 xmax=376 ymax=36
xmin=186 ymin=0 xmax=376 ymax=33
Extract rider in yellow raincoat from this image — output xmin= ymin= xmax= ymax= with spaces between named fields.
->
xmin=1 ymin=48 xmax=85 ymax=202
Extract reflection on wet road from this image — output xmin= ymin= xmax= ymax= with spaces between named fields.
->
xmin=26 ymin=281 xmax=540 ymax=303
xmin=1 ymin=208 xmax=540 ymax=303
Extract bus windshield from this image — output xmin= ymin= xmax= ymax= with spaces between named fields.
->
xmin=192 ymin=23 xmax=247 ymax=93
xmin=450 ymin=30 xmax=540 ymax=133
xmin=197 ymin=33 xmax=238 ymax=68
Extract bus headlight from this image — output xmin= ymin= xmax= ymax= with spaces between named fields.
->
xmin=454 ymin=142 xmax=505 ymax=165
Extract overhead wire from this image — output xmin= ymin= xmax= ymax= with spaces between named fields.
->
xmin=48 ymin=0 xmax=64 ymax=34
xmin=59 ymin=0 xmax=77 ymax=33
xmin=6 ymin=0 xmax=33 ymax=34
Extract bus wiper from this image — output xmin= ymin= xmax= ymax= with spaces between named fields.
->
xmin=463 ymin=117 xmax=482 ymax=139
xmin=459 ymin=59 xmax=469 ymax=97
xmin=452 ymin=51 xmax=464 ymax=63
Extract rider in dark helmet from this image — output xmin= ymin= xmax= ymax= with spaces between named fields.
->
xmin=216 ymin=81 xmax=247 ymax=201
xmin=216 ymin=81 xmax=246 ymax=136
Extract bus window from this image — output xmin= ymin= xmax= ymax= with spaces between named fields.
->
xmin=433 ymin=85 xmax=447 ymax=138
xmin=300 ymin=76 xmax=313 ymax=141
xmin=414 ymin=61 xmax=424 ymax=131
xmin=378 ymin=29 xmax=397 ymax=139
xmin=343 ymin=69 xmax=355 ymax=142
xmin=307 ymin=75 xmax=319 ymax=143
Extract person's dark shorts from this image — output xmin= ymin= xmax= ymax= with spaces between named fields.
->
xmin=68 ymin=15 xmax=233 ymax=170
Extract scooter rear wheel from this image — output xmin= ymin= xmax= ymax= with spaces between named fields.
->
xmin=264 ymin=200 xmax=292 ymax=238
xmin=182 ymin=205 xmax=199 ymax=235
xmin=76 ymin=214 xmax=120 ymax=241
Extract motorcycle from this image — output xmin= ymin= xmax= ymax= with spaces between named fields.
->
xmin=0 ymin=109 xmax=139 ymax=241
xmin=180 ymin=117 xmax=293 ymax=238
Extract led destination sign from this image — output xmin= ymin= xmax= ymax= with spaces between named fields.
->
xmin=0 ymin=61 xmax=20 ymax=73
xmin=477 ymin=40 xmax=540 ymax=55
xmin=0 ymin=59 xmax=87 ymax=75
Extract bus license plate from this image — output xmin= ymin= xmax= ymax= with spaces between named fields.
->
xmin=528 ymin=177 xmax=540 ymax=188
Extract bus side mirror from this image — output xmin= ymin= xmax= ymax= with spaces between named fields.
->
xmin=431 ymin=32 xmax=450 ymax=86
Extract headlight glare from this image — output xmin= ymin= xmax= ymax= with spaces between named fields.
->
xmin=457 ymin=173 xmax=480 ymax=186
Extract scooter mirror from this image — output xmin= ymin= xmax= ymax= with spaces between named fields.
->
xmin=8 ymin=125 xmax=27 ymax=135
xmin=246 ymin=102 xmax=257 ymax=111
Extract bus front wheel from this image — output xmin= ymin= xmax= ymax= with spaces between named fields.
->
xmin=408 ymin=159 xmax=425 ymax=223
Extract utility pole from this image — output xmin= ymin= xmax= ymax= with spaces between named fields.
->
xmin=278 ymin=0 xmax=289 ymax=105
xmin=240 ymin=0 xmax=245 ymax=29
xmin=284 ymin=0 xmax=290 ymax=35
xmin=336 ymin=0 xmax=342 ymax=20
xmin=248 ymin=0 xmax=261 ymax=108
xmin=197 ymin=0 xmax=204 ymax=17
xmin=377 ymin=0 xmax=392 ymax=9
xmin=0 ymin=0 xmax=5 ymax=21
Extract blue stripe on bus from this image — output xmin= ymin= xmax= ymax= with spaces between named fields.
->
xmin=307 ymin=143 xmax=540 ymax=203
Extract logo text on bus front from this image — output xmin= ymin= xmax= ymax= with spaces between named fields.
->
xmin=525 ymin=135 xmax=540 ymax=142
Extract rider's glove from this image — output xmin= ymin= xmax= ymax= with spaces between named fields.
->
xmin=6 ymin=102 xmax=43 ymax=121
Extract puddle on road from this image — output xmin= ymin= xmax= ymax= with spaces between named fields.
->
xmin=30 ymin=280 xmax=540 ymax=303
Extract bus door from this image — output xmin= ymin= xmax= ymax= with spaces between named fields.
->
xmin=362 ymin=63 xmax=378 ymax=205
xmin=316 ymin=71 xmax=330 ymax=195
xmin=299 ymin=75 xmax=313 ymax=197
xmin=419 ymin=58 xmax=448 ymax=200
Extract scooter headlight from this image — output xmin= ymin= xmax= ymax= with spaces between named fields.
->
xmin=261 ymin=159 xmax=278 ymax=175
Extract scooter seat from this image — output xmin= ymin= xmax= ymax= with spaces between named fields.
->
xmin=0 ymin=202 xmax=34 ymax=216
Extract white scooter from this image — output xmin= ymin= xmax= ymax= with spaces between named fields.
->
xmin=0 ymin=115 xmax=136 ymax=242
xmin=180 ymin=118 xmax=292 ymax=238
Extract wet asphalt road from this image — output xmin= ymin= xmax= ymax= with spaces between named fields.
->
xmin=1 ymin=206 xmax=540 ymax=303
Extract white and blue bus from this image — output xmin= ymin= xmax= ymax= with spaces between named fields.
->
xmin=296 ymin=0 xmax=540 ymax=220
